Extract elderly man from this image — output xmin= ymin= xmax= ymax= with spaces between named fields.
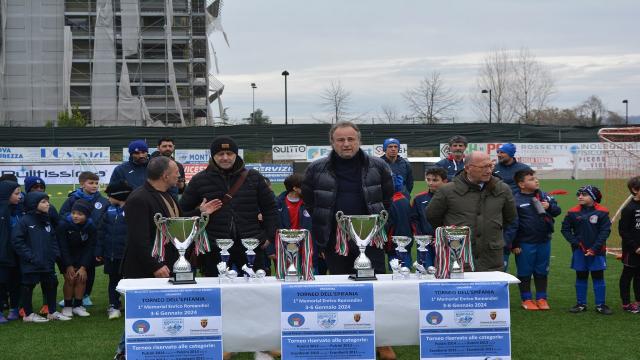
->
xmin=180 ymin=136 xmax=277 ymax=277
xmin=494 ymin=143 xmax=532 ymax=193
xmin=435 ymin=135 xmax=468 ymax=181
xmin=110 ymin=139 xmax=149 ymax=189
xmin=426 ymin=151 xmax=517 ymax=271
xmin=380 ymin=137 xmax=413 ymax=196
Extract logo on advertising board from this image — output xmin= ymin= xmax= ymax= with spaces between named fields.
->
xmin=288 ymin=313 xmax=305 ymax=327
xmin=39 ymin=147 xmax=110 ymax=163
xmin=454 ymin=310 xmax=474 ymax=327
xmin=272 ymin=145 xmax=307 ymax=160
xmin=426 ymin=311 xmax=443 ymax=325
xmin=162 ymin=318 xmax=184 ymax=335
xmin=132 ymin=320 xmax=151 ymax=334
xmin=317 ymin=312 xmax=338 ymax=329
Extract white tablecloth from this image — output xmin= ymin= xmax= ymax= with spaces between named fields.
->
xmin=117 ymin=272 xmax=519 ymax=352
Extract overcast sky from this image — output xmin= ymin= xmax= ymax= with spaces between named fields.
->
xmin=209 ymin=0 xmax=639 ymax=124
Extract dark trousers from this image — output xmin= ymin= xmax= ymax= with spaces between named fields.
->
xmin=108 ymin=273 xmax=123 ymax=308
xmin=200 ymin=240 xmax=267 ymax=277
xmin=20 ymin=272 xmax=58 ymax=315
xmin=84 ymin=261 xmax=96 ymax=296
xmin=0 ymin=266 xmax=21 ymax=310
xmin=325 ymin=245 xmax=386 ymax=275
xmin=619 ymin=265 xmax=640 ymax=305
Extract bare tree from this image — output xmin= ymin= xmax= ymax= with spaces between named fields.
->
xmin=403 ymin=71 xmax=460 ymax=124
xmin=472 ymin=48 xmax=515 ymax=123
xmin=320 ymin=80 xmax=352 ymax=123
xmin=575 ymin=95 xmax=607 ymax=126
xmin=378 ymin=104 xmax=398 ymax=124
xmin=512 ymin=48 xmax=555 ymax=124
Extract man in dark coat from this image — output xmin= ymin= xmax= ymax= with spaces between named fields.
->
xmin=180 ymin=136 xmax=277 ymax=277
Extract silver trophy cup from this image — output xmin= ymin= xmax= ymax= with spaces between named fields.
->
xmin=335 ymin=210 xmax=388 ymax=281
xmin=154 ymin=214 xmax=209 ymax=285
xmin=444 ymin=228 xmax=469 ymax=279
xmin=241 ymin=238 xmax=260 ymax=276
xmin=414 ymin=235 xmax=434 ymax=266
xmin=392 ymin=235 xmax=412 ymax=267
xmin=278 ymin=229 xmax=309 ymax=282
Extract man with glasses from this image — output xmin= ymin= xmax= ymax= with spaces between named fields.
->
xmin=426 ymin=151 xmax=517 ymax=271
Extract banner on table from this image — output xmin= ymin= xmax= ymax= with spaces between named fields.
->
xmin=0 ymin=147 xmax=110 ymax=164
xmin=305 ymin=144 xmax=408 ymax=161
xmin=281 ymin=283 xmax=376 ymax=360
xmin=122 ymin=148 xmax=244 ymax=164
xmin=0 ymin=164 xmax=116 ymax=184
xmin=125 ymin=288 xmax=223 ymax=360
xmin=419 ymin=281 xmax=511 ymax=360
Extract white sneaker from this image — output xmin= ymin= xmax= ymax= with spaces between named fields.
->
xmin=72 ymin=306 xmax=91 ymax=317
xmin=254 ymin=351 xmax=275 ymax=360
xmin=107 ymin=307 xmax=121 ymax=320
xmin=62 ymin=307 xmax=74 ymax=318
xmin=23 ymin=313 xmax=49 ymax=323
xmin=48 ymin=311 xmax=72 ymax=321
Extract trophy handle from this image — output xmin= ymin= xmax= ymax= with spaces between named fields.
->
xmin=154 ymin=213 xmax=164 ymax=227
xmin=379 ymin=210 xmax=389 ymax=225
xmin=335 ymin=210 xmax=344 ymax=222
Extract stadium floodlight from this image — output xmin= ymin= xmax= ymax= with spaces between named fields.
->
xmin=622 ymin=99 xmax=629 ymax=125
xmin=481 ymin=89 xmax=492 ymax=124
xmin=251 ymin=83 xmax=257 ymax=123
xmin=282 ymin=70 xmax=290 ymax=125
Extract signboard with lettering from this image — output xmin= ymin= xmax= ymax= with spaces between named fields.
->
xmin=0 ymin=147 xmax=110 ymax=164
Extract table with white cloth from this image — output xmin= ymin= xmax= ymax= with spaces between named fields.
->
xmin=117 ymin=272 xmax=519 ymax=352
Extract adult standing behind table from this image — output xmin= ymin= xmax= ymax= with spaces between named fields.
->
xmin=302 ymin=121 xmax=396 ymax=360
xmin=180 ymin=136 xmax=277 ymax=277
xmin=426 ymin=151 xmax=517 ymax=271
xmin=380 ymin=137 xmax=413 ymax=196
xmin=493 ymin=143 xmax=532 ymax=193
xmin=150 ymin=137 xmax=186 ymax=195
xmin=434 ymin=135 xmax=468 ymax=181
xmin=110 ymin=139 xmax=149 ymax=190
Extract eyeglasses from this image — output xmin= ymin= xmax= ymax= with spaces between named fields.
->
xmin=468 ymin=163 xmax=494 ymax=170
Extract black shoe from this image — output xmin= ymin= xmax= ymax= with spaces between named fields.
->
xmin=595 ymin=304 xmax=613 ymax=315
xmin=569 ymin=303 xmax=587 ymax=313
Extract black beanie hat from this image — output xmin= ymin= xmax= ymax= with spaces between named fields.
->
xmin=106 ymin=181 xmax=133 ymax=201
xmin=71 ymin=199 xmax=93 ymax=218
xmin=210 ymin=136 xmax=239 ymax=156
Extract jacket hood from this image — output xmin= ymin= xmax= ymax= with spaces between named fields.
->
xmin=0 ymin=181 xmax=20 ymax=202
xmin=24 ymin=192 xmax=49 ymax=212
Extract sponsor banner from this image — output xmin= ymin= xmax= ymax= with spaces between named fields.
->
xmin=281 ymin=283 xmax=376 ymax=360
xmin=125 ymin=288 xmax=223 ymax=360
xmin=0 ymin=147 xmax=110 ymax=164
xmin=0 ymin=164 xmax=116 ymax=184
xmin=183 ymin=164 xmax=208 ymax=183
xmin=439 ymin=142 xmax=640 ymax=171
xmin=122 ymin=148 xmax=244 ymax=164
xmin=419 ymin=282 xmax=511 ymax=360
xmin=183 ymin=163 xmax=293 ymax=183
xmin=305 ymin=144 xmax=408 ymax=162
xmin=273 ymin=145 xmax=307 ymax=160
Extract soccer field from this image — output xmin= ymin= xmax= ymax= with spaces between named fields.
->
xmin=3 ymin=179 xmax=635 ymax=360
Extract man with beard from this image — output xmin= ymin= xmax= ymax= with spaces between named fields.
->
xmin=151 ymin=137 xmax=186 ymax=194
xmin=435 ymin=135 xmax=468 ymax=181
xmin=110 ymin=140 xmax=149 ymax=189
xmin=493 ymin=143 xmax=532 ymax=193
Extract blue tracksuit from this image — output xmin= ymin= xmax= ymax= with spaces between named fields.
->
xmin=493 ymin=159 xmax=532 ymax=193
xmin=57 ymin=216 xmax=97 ymax=270
xmin=410 ymin=191 xmax=436 ymax=267
xmin=110 ymin=157 xmax=148 ymax=190
xmin=0 ymin=181 xmax=20 ymax=268
xmin=95 ymin=204 xmax=127 ymax=272
xmin=561 ymin=203 xmax=611 ymax=306
xmin=386 ymin=192 xmax=413 ymax=267
xmin=60 ymin=189 xmax=110 ymax=225
xmin=380 ymin=155 xmax=414 ymax=195
xmin=504 ymin=190 xmax=561 ymax=280
xmin=434 ymin=157 xmax=464 ymax=181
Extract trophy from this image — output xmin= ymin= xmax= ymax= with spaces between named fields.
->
xmin=335 ymin=210 xmax=388 ymax=281
xmin=414 ymin=235 xmax=433 ymax=267
xmin=216 ymin=262 xmax=238 ymax=283
xmin=392 ymin=236 xmax=412 ymax=268
xmin=436 ymin=226 xmax=472 ymax=279
xmin=242 ymin=265 xmax=266 ymax=281
xmin=215 ymin=238 xmax=235 ymax=283
xmin=216 ymin=238 xmax=233 ymax=263
xmin=389 ymin=258 xmax=410 ymax=280
xmin=241 ymin=238 xmax=260 ymax=276
xmin=277 ymin=229 xmax=310 ymax=282
xmin=153 ymin=213 xmax=210 ymax=285
xmin=413 ymin=262 xmax=436 ymax=280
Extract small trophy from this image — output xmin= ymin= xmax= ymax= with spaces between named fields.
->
xmin=413 ymin=262 xmax=436 ymax=280
xmin=389 ymin=259 xmax=410 ymax=280
xmin=434 ymin=226 xmax=472 ymax=279
xmin=335 ymin=210 xmax=388 ymax=281
xmin=392 ymin=236 xmax=412 ymax=268
xmin=277 ymin=229 xmax=310 ymax=282
xmin=216 ymin=238 xmax=233 ymax=263
xmin=216 ymin=262 xmax=238 ymax=283
xmin=242 ymin=265 xmax=266 ymax=281
xmin=241 ymin=238 xmax=260 ymax=276
xmin=414 ymin=235 xmax=433 ymax=267
xmin=153 ymin=213 xmax=210 ymax=285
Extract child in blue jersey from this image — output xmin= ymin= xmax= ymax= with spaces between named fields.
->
xmin=618 ymin=176 xmax=640 ymax=313
xmin=385 ymin=175 xmax=413 ymax=269
xmin=12 ymin=192 xmax=70 ymax=322
xmin=95 ymin=181 xmax=132 ymax=319
xmin=57 ymin=200 xmax=96 ymax=318
xmin=0 ymin=181 xmax=22 ymax=323
xmin=561 ymin=185 xmax=613 ymax=315
xmin=59 ymin=171 xmax=109 ymax=307
xmin=505 ymin=170 xmax=561 ymax=311
xmin=410 ymin=167 xmax=448 ymax=267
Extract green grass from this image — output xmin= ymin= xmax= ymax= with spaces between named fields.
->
xmin=3 ymin=180 xmax=636 ymax=359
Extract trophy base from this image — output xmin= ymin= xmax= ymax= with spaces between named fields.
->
xmin=349 ymin=269 xmax=377 ymax=281
xmin=285 ymin=274 xmax=300 ymax=282
xmin=169 ymin=271 xmax=197 ymax=285
xmin=450 ymin=271 xmax=464 ymax=279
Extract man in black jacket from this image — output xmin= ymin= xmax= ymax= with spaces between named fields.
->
xmin=180 ymin=136 xmax=278 ymax=277
xmin=150 ymin=137 xmax=186 ymax=194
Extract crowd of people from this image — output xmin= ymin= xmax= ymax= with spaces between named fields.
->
xmin=1 ymin=123 xmax=639 ymax=360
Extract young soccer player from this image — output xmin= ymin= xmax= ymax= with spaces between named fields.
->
xmin=57 ymin=200 xmax=96 ymax=318
xmin=618 ymin=176 xmax=640 ymax=313
xmin=95 ymin=181 xmax=132 ymax=319
xmin=59 ymin=171 xmax=109 ymax=307
xmin=11 ymin=192 xmax=70 ymax=322
xmin=505 ymin=170 xmax=561 ymax=310
xmin=386 ymin=175 xmax=413 ymax=268
xmin=0 ymin=181 xmax=22 ymax=323
xmin=561 ymin=185 xmax=613 ymax=315
xmin=410 ymin=167 xmax=448 ymax=267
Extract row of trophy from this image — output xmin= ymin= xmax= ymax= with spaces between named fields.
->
xmin=152 ymin=211 xmax=473 ymax=285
